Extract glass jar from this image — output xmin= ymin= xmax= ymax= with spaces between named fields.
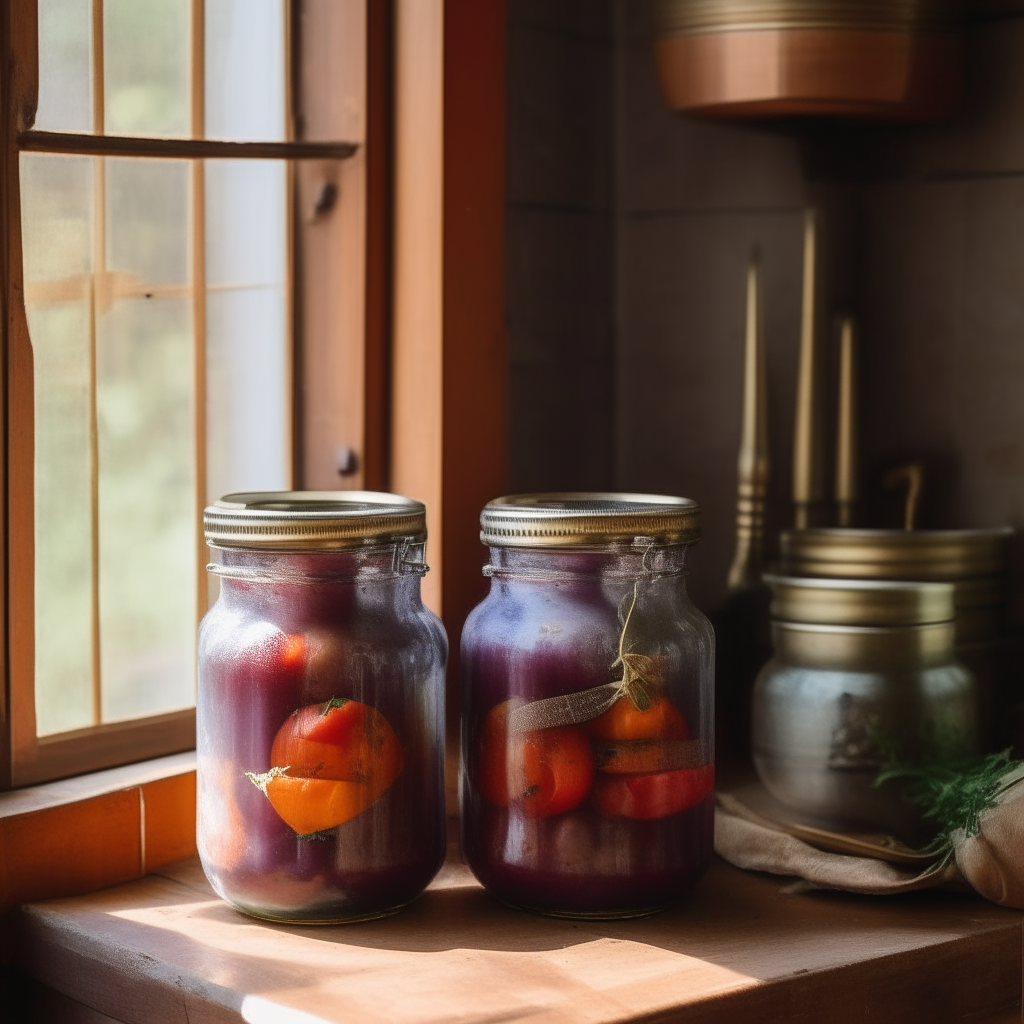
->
xmin=460 ymin=494 xmax=715 ymax=918
xmin=753 ymin=575 xmax=978 ymax=841
xmin=197 ymin=492 xmax=447 ymax=923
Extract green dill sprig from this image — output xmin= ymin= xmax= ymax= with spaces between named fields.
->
xmin=875 ymin=748 xmax=1024 ymax=854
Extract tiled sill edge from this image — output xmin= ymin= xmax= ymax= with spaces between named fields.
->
xmin=0 ymin=751 xmax=197 ymax=914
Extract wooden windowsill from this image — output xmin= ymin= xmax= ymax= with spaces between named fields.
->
xmin=9 ymin=853 xmax=1024 ymax=1023
xmin=0 ymin=751 xmax=197 ymax=914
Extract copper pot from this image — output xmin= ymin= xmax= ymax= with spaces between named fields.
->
xmin=654 ymin=0 xmax=962 ymax=120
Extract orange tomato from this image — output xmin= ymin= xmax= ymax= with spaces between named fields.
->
xmin=478 ymin=701 xmax=595 ymax=818
xmin=592 ymin=764 xmax=714 ymax=820
xmin=270 ymin=697 xmax=403 ymax=789
xmin=593 ymin=737 xmax=701 ymax=775
xmin=587 ymin=696 xmax=689 ymax=741
xmin=257 ymin=696 xmax=403 ymax=835
xmin=265 ymin=775 xmax=378 ymax=835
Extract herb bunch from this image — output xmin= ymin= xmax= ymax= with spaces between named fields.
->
xmin=876 ymin=748 xmax=1024 ymax=854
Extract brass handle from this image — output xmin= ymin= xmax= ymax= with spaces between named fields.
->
xmin=883 ymin=462 xmax=924 ymax=531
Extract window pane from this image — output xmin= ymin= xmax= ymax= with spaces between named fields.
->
xmin=205 ymin=0 xmax=286 ymax=142
xmin=31 ymin=303 xmax=95 ymax=735
xmin=35 ymin=0 xmax=93 ymax=133
xmin=205 ymin=160 xmax=289 ymax=502
xmin=206 ymin=288 xmax=288 ymax=501
xmin=98 ymin=296 xmax=196 ymax=721
xmin=104 ymin=0 xmax=189 ymax=138
xmin=205 ymin=160 xmax=285 ymax=288
xmin=99 ymin=157 xmax=195 ymax=721
xmin=20 ymin=154 xmax=95 ymax=736
xmin=106 ymin=158 xmax=189 ymax=285
xmin=20 ymin=153 xmax=93 ymax=282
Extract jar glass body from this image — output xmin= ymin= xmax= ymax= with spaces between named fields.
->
xmin=752 ymin=621 xmax=978 ymax=841
xmin=460 ymin=544 xmax=715 ymax=918
xmin=197 ymin=544 xmax=447 ymax=923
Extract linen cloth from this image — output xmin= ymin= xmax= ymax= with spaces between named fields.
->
xmin=715 ymin=786 xmax=1024 ymax=907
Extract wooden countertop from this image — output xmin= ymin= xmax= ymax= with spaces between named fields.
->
xmin=11 ymin=854 xmax=1024 ymax=1023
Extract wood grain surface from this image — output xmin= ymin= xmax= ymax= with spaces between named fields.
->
xmin=0 ymin=753 xmax=196 ymax=914
xmin=12 ymin=856 xmax=1024 ymax=1024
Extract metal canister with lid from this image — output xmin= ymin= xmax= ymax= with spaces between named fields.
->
xmin=780 ymin=527 xmax=1013 ymax=747
xmin=753 ymin=574 xmax=978 ymax=838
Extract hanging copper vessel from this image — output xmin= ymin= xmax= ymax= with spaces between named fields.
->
xmin=653 ymin=0 xmax=962 ymax=120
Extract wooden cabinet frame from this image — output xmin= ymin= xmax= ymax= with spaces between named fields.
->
xmin=390 ymin=0 xmax=507 ymax=745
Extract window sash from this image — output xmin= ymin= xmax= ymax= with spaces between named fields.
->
xmin=4 ymin=0 xmax=369 ymax=788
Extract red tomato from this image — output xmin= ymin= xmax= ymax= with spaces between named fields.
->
xmin=587 ymin=696 xmax=689 ymax=741
xmin=277 ymin=633 xmax=305 ymax=674
xmin=271 ymin=697 xmax=403 ymax=790
xmin=478 ymin=701 xmax=595 ymax=818
xmin=592 ymin=764 xmax=714 ymax=820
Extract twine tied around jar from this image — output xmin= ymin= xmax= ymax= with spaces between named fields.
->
xmin=507 ymin=544 xmax=666 ymax=735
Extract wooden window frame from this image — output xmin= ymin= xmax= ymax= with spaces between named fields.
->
xmin=0 ymin=0 xmax=375 ymax=790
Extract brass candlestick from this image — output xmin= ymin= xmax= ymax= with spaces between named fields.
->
xmin=728 ymin=251 xmax=769 ymax=592
xmin=835 ymin=315 xmax=859 ymax=527
xmin=792 ymin=209 xmax=823 ymax=529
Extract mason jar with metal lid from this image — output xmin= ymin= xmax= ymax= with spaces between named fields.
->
xmin=753 ymin=575 xmax=978 ymax=839
xmin=460 ymin=493 xmax=715 ymax=918
xmin=197 ymin=492 xmax=447 ymax=923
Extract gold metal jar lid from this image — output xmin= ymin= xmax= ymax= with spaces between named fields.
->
xmin=480 ymin=493 xmax=701 ymax=548
xmin=204 ymin=491 xmax=426 ymax=550
xmin=780 ymin=527 xmax=1012 ymax=580
xmin=764 ymin=574 xmax=955 ymax=627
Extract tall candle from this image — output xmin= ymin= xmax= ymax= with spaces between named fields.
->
xmin=792 ymin=209 xmax=822 ymax=529
xmin=727 ymin=250 xmax=769 ymax=592
xmin=835 ymin=315 xmax=859 ymax=527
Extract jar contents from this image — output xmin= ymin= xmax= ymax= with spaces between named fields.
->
xmin=461 ymin=494 xmax=715 ymax=918
xmin=197 ymin=493 xmax=447 ymax=924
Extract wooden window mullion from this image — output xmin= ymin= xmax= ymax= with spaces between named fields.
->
xmin=190 ymin=0 xmax=206 ymax=640
xmin=89 ymin=0 xmax=104 ymax=727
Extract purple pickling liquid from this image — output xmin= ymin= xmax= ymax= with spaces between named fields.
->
xmin=197 ymin=562 xmax=446 ymax=923
xmin=461 ymin=550 xmax=714 ymax=917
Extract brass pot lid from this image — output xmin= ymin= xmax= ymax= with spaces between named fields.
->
xmin=764 ymin=573 xmax=955 ymax=626
xmin=205 ymin=491 xmax=426 ymax=550
xmin=653 ymin=0 xmax=956 ymax=35
xmin=480 ymin=493 xmax=700 ymax=548
xmin=780 ymin=527 xmax=1012 ymax=580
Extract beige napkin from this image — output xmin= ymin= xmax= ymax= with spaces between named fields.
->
xmin=715 ymin=777 xmax=1024 ymax=909
xmin=714 ymin=791 xmax=962 ymax=896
